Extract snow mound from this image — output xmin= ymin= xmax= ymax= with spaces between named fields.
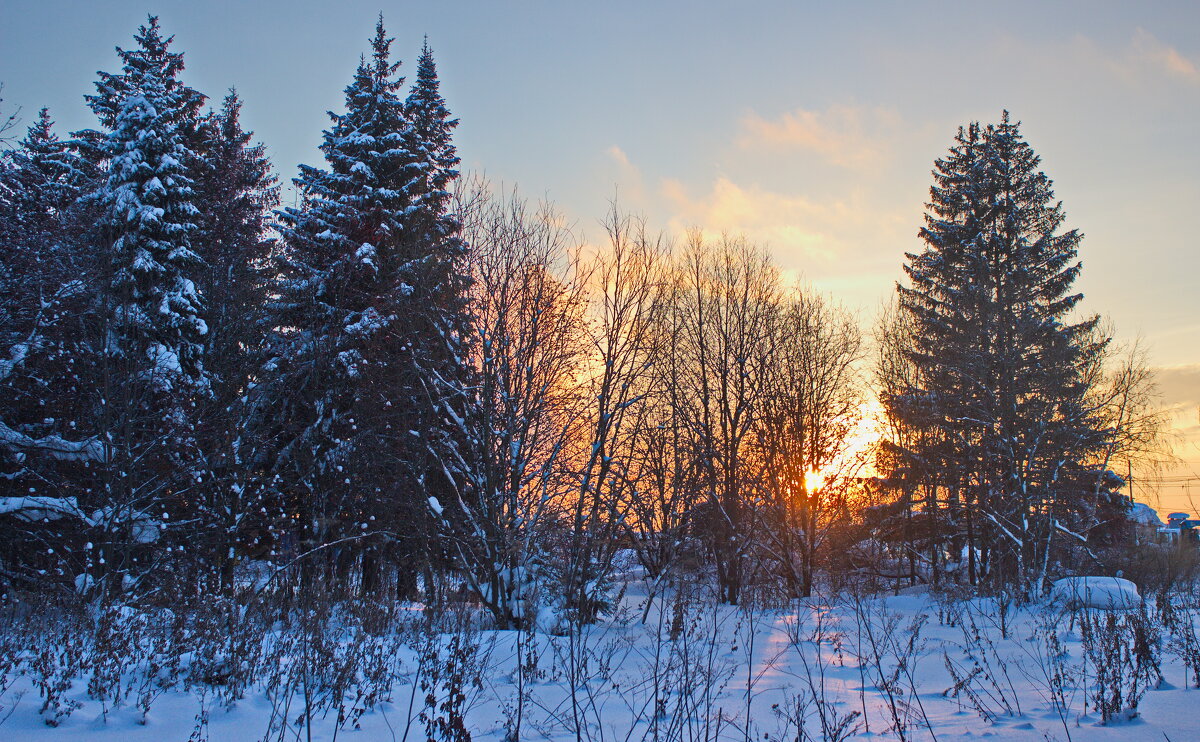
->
xmin=1130 ymin=502 xmax=1163 ymax=526
xmin=1050 ymin=575 xmax=1140 ymax=610
xmin=610 ymin=548 xmax=646 ymax=580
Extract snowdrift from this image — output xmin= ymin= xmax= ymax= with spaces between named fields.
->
xmin=1050 ymin=575 xmax=1141 ymax=610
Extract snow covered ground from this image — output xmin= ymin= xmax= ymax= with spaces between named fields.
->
xmin=2 ymin=578 xmax=1198 ymax=741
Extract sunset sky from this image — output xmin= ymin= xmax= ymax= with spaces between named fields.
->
xmin=2 ymin=0 xmax=1197 ymax=511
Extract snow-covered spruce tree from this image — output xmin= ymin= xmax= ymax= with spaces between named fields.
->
xmin=889 ymin=112 xmax=1109 ymax=596
xmin=871 ymin=299 xmax=952 ymax=587
xmin=84 ymin=17 xmax=211 ymax=599
xmin=396 ymin=38 xmax=475 ymax=599
xmin=263 ymin=20 xmax=470 ymax=598
xmin=78 ymin=17 xmax=206 ymax=165
xmin=0 ymin=110 xmax=104 ymax=593
xmin=188 ymin=90 xmax=279 ymax=594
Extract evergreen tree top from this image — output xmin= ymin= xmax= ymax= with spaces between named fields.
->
xmin=9 ymin=108 xmax=85 ymax=213
xmin=370 ymin=14 xmax=401 ymax=84
xmin=408 ymin=38 xmax=451 ymax=120
xmin=403 ymin=38 xmax=460 ymax=235
xmin=17 ymin=109 xmax=64 ymax=177
xmin=278 ymin=16 xmax=417 ymax=283
xmin=313 ymin=16 xmax=408 ymax=175
xmin=85 ymin=15 xmax=206 ymax=132
xmin=199 ymin=88 xmax=278 ymax=233
xmin=216 ymin=90 xmax=250 ymax=146
xmin=897 ymin=111 xmax=1101 ymax=417
xmin=905 ymin=112 xmax=1084 ymax=322
xmin=23 ymin=108 xmax=57 ymax=150
xmin=405 ymin=38 xmax=459 ymax=172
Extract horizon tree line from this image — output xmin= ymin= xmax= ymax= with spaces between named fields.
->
xmin=0 ymin=15 xmax=1168 ymax=618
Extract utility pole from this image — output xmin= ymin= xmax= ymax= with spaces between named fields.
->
xmin=1128 ymin=460 xmax=1134 ymax=505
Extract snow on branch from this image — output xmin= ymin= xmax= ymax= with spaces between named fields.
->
xmin=0 ymin=494 xmax=86 ymax=521
xmin=0 ymin=420 xmax=108 ymax=463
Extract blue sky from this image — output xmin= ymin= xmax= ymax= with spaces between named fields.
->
xmin=2 ymin=0 xmax=1198 ymax=506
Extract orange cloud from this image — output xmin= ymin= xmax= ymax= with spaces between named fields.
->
xmin=1131 ymin=28 xmax=1200 ymax=85
xmin=737 ymin=104 xmax=901 ymax=169
xmin=661 ymin=176 xmax=848 ymax=262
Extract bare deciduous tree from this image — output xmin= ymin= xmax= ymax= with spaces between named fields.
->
xmin=757 ymin=290 xmax=863 ymax=598
xmin=560 ymin=206 xmax=666 ymax=623
xmin=672 ymin=233 xmax=780 ymax=606
xmin=445 ymin=180 xmax=587 ymax=628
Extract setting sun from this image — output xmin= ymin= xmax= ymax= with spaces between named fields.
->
xmin=803 ymin=469 xmax=826 ymax=493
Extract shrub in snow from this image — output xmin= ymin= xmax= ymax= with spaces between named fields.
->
xmin=1081 ymin=603 xmax=1163 ymax=724
xmin=942 ymin=599 xmax=1022 ymax=722
xmin=1163 ymin=599 xmax=1200 ymax=688
xmin=419 ymin=632 xmax=481 ymax=742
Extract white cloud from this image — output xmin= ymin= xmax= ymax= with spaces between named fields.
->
xmin=602 ymin=144 xmax=650 ymax=210
xmin=605 ymin=144 xmax=632 ymax=170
